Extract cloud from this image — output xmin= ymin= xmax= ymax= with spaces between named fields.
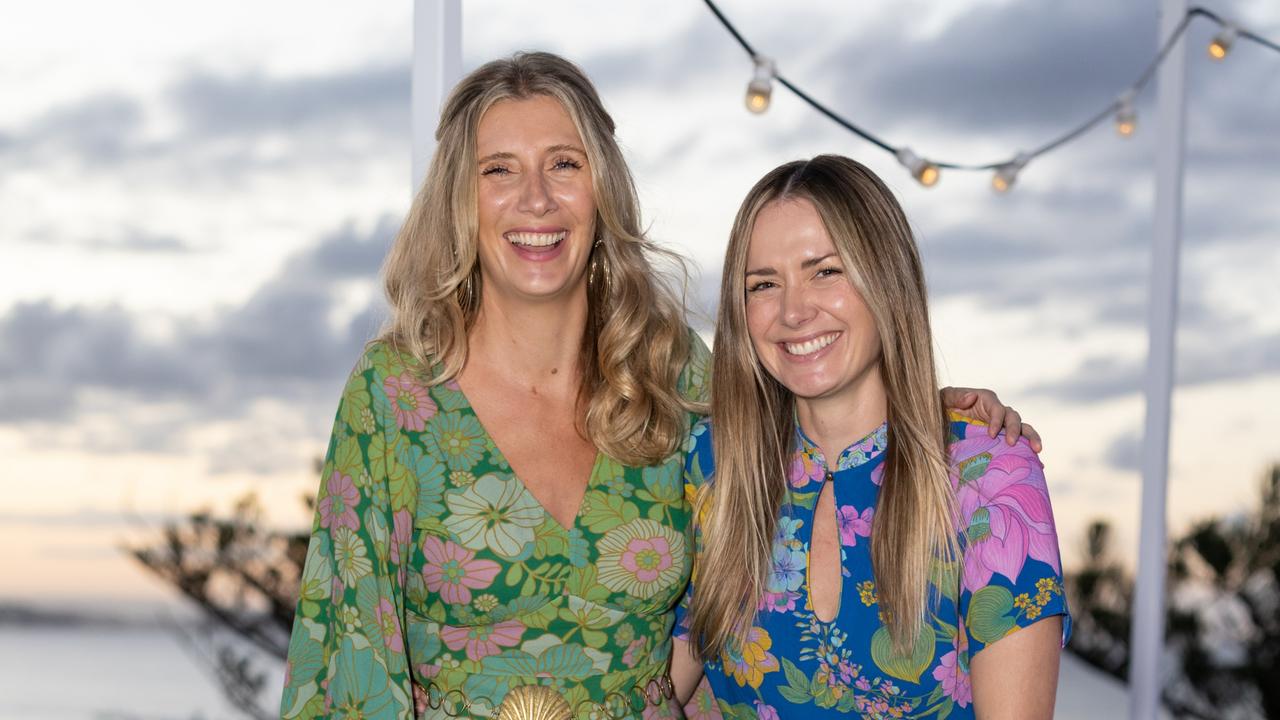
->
xmin=0 ymin=64 xmax=409 ymax=179
xmin=22 ymin=226 xmax=198 ymax=254
xmin=813 ymin=1 xmax=1159 ymax=138
xmin=167 ymin=64 xmax=409 ymax=139
xmin=1104 ymin=430 xmax=1142 ymax=472
xmin=0 ymin=217 xmax=396 ymax=452
xmin=1029 ymin=324 xmax=1280 ymax=403
xmin=5 ymin=93 xmax=147 ymax=165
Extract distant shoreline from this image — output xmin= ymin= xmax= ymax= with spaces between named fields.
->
xmin=0 ymin=601 xmax=172 ymax=629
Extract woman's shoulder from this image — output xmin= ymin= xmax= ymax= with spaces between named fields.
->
xmin=354 ymin=337 xmax=434 ymax=381
xmin=944 ymin=416 xmax=1069 ymax=652
xmin=945 ymin=413 xmax=1044 ymax=483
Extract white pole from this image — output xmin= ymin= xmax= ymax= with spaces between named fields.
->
xmin=1130 ymin=0 xmax=1188 ymax=717
xmin=412 ymin=0 xmax=463 ymax=191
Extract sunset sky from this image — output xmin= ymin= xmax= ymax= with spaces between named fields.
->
xmin=2 ymin=0 xmax=1278 ymax=616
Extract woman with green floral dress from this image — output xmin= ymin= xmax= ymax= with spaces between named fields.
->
xmin=278 ymin=51 xmax=712 ymax=720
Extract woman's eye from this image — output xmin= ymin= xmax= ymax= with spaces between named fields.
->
xmin=480 ymin=166 xmax=510 ymax=176
xmin=747 ymin=281 xmax=777 ymax=293
xmin=552 ymin=158 xmax=583 ymax=171
xmin=816 ymin=267 xmax=843 ymax=278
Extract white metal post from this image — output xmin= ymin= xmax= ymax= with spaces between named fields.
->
xmin=412 ymin=0 xmax=463 ymax=191
xmin=1130 ymin=0 xmax=1188 ymax=717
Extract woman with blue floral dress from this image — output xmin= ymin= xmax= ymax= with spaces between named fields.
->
xmin=672 ymin=155 xmax=1069 ymax=720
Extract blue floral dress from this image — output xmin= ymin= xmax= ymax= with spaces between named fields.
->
xmin=676 ymin=416 xmax=1070 ymax=720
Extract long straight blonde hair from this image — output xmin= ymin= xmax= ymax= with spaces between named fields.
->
xmin=689 ymin=155 xmax=957 ymax=659
xmin=380 ymin=52 xmax=696 ymax=466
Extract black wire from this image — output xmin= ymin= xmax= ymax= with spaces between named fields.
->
xmin=701 ymin=0 xmax=1280 ymax=175
xmin=775 ymin=76 xmax=896 ymax=154
xmin=1242 ymin=28 xmax=1280 ymax=55
xmin=700 ymin=0 xmax=757 ymax=57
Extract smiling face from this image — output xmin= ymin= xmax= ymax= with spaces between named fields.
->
xmin=474 ymin=94 xmax=597 ymax=306
xmin=744 ymin=197 xmax=885 ymax=414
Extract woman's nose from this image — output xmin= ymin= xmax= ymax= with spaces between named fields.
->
xmin=780 ymin=282 xmax=816 ymax=326
xmin=517 ymin=171 xmax=557 ymax=215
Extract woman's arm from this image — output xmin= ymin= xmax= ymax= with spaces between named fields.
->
xmin=280 ymin=353 xmax=417 ymax=719
xmin=970 ymin=617 xmax=1063 ymax=719
xmin=670 ymin=636 xmax=705 ymax=705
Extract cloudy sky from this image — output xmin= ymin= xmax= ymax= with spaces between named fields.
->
xmin=2 ymin=0 xmax=1278 ymax=615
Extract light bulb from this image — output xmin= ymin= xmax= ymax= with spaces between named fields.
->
xmin=1209 ymin=25 xmax=1238 ymax=60
xmin=992 ymin=153 xmax=1029 ymax=193
xmin=896 ymin=148 xmax=940 ymax=187
xmin=1115 ymin=92 xmax=1137 ymax=137
xmin=745 ymin=56 xmax=775 ymax=114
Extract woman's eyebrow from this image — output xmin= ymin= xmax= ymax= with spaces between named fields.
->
xmin=545 ymin=143 xmax=587 ymax=155
xmin=800 ymin=253 xmax=838 ymax=269
xmin=477 ymin=151 xmax=515 ymax=164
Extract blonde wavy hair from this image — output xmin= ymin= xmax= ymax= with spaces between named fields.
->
xmin=380 ymin=51 xmax=695 ymax=466
xmin=689 ymin=155 xmax=958 ymax=659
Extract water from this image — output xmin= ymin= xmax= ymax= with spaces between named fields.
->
xmin=0 ymin=624 xmax=283 ymax=720
xmin=0 ymin=624 xmax=1125 ymax=719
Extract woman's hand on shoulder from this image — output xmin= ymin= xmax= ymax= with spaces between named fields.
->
xmin=940 ymin=386 xmax=1042 ymax=453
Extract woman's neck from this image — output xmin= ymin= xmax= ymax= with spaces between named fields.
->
xmin=795 ymin=375 xmax=888 ymax=468
xmin=464 ymin=287 xmax=589 ymax=392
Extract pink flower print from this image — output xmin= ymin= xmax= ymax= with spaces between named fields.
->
xmin=318 ymin=471 xmax=360 ymax=532
xmin=373 ymin=597 xmax=404 ymax=653
xmin=953 ymin=429 xmax=1061 ymax=593
xmin=759 ymin=590 xmax=800 ymax=614
xmin=870 ymin=463 xmax=885 ymax=486
xmin=622 ymin=638 xmax=645 ymax=666
xmin=384 ymin=372 xmax=436 ymax=431
xmin=855 ymin=675 xmax=872 ymax=691
xmin=390 ymin=509 xmax=412 ymax=566
xmin=789 ymin=448 xmax=825 ymax=489
xmin=421 ymin=536 xmax=500 ymax=605
xmin=439 ymin=619 xmax=523 ymax=661
xmin=836 ymin=505 xmax=874 ymax=547
xmin=621 ymin=536 xmax=673 ymax=583
xmin=683 ymin=678 xmax=723 ymax=720
xmin=932 ymin=650 xmax=972 ymax=708
xmin=753 ymin=700 xmax=780 ymax=720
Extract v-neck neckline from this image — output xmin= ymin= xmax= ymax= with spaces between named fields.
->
xmin=446 ymin=376 xmax=599 ymax=534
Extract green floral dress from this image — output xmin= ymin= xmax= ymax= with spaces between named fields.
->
xmin=280 ymin=334 xmax=710 ymax=719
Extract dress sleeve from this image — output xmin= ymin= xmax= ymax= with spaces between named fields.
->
xmin=280 ymin=347 xmax=418 ymax=719
xmin=673 ymin=419 xmax=715 ymax=642
xmin=950 ymin=421 xmax=1071 ymax=657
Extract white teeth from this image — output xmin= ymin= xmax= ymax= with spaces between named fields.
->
xmin=784 ymin=333 xmax=839 ymax=356
xmin=507 ymin=231 xmax=566 ymax=247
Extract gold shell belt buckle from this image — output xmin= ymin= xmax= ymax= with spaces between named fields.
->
xmin=493 ymin=684 xmax=573 ymax=720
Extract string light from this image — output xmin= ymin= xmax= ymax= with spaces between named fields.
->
xmin=896 ymin=148 xmax=940 ymax=187
xmin=746 ymin=56 xmax=775 ymax=113
xmin=701 ymin=1 xmax=1280 ymax=193
xmin=1209 ymin=24 xmax=1238 ymax=60
xmin=992 ymin=153 xmax=1029 ymax=193
xmin=1115 ymin=91 xmax=1137 ymax=137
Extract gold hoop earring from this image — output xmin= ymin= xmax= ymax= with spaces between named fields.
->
xmin=589 ymin=249 xmax=612 ymax=293
xmin=459 ymin=274 xmax=477 ymax=308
